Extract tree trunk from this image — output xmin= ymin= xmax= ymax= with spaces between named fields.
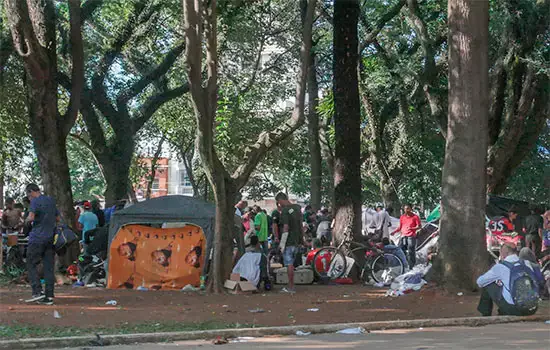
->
xmin=308 ymin=49 xmax=322 ymax=211
xmin=380 ymin=179 xmax=400 ymax=215
xmin=146 ymin=136 xmax=166 ymax=200
xmin=102 ymin=136 xmax=135 ymax=206
xmin=301 ymin=0 xmax=322 ymax=211
xmin=332 ymin=0 xmax=363 ymax=256
xmin=26 ymin=51 xmax=74 ymax=225
xmin=208 ymin=177 xmax=238 ymax=293
xmin=437 ymin=0 xmax=489 ymax=290
xmin=0 ymin=173 xmax=4 ymax=209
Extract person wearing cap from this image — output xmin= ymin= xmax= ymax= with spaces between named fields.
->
xmin=78 ymin=201 xmax=99 ymax=252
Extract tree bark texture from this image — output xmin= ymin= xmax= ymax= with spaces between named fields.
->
xmin=438 ymin=0 xmax=490 ymax=290
xmin=307 ymin=48 xmax=322 ymax=211
xmin=146 ymin=135 xmax=166 ymax=200
xmin=332 ymin=0 xmax=363 ymax=256
xmin=183 ymin=0 xmax=315 ymax=292
xmin=4 ymin=0 xmax=85 ymax=226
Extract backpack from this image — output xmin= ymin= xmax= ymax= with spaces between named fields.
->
xmin=501 ymin=260 xmax=539 ymax=312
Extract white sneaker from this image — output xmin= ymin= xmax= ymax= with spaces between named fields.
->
xmin=281 ymin=287 xmax=296 ymax=294
xmin=25 ymin=293 xmax=45 ymax=303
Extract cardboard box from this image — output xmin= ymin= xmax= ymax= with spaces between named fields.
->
xmin=274 ymin=266 xmax=314 ymax=285
xmin=224 ymin=279 xmax=258 ymax=293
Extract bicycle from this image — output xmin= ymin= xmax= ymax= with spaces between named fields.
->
xmin=312 ymin=238 xmax=404 ymax=285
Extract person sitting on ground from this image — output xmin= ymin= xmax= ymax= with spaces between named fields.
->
xmin=316 ymin=208 xmax=332 ymax=246
xmin=232 ymin=235 xmax=270 ymax=290
xmin=476 ymin=244 xmax=539 ymax=316
xmin=518 ymin=247 xmax=545 ymax=295
xmin=382 ymin=237 xmax=409 ymax=270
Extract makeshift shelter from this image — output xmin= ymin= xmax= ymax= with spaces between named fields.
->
xmin=107 ymin=196 xmax=220 ymax=290
xmin=424 ymin=195 xmax=530 ymax=224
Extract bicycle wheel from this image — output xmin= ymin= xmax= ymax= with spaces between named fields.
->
xmin=370 ymin=253 xmax=404 ymax=285
xmin=312 ymin=247 xmax=347 ymax=279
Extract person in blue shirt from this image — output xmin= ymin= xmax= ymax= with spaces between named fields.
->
xmin=24 ymin=184 xmax=59 ymax=305
xmin=78 ymin=201 xmax=99 ymax=251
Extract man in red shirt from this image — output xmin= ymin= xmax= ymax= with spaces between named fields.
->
xmin=391 ymin=205 xmax=421 ymax=267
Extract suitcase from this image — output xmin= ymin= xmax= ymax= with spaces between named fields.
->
xmin=274 ymin=266 xmax=314 ymax=285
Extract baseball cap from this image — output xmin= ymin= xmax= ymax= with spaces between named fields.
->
xmin=83 ymin=201 xmax=92 ymax=209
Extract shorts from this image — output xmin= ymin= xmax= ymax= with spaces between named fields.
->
xmin=283 ymin=246 xmax=298 ymax=266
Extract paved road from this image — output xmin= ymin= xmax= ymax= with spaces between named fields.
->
xmin=70 ymin=322 xmax=550 ymax=350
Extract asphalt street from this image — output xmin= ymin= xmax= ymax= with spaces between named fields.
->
xmin=66 ymin=322 xmax=550 ymax=350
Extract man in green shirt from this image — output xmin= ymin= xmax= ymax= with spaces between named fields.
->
xmin=275 ymin=192 xmax=303 ymax=293
xmin=253 ymin=205 xmax=269 ymax=255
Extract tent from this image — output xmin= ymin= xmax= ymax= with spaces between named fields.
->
xmin=424 ymin=195 xmax=530 ymax=224
xmin=107 ymin=196 xmax=219 ymax=290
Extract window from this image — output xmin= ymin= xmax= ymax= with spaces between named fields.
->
xmin=179 ymin=170 xmax=192 ymax=188
xmin=152 ymin=178 xmax=160 ymax=190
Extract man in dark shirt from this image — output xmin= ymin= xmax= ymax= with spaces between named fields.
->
xmin=24 ymin=184 xmax=59 ymax=305
xmin=276 ymin=192 xmax=303 ymax=293
xmin=525 ymin=207 xmax=544 ymax=257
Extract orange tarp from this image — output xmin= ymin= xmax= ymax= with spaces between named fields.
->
xmin=108 ymin=224 xmax=205 ymax=290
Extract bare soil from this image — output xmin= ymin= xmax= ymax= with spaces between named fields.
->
xmin=0 ymin=283 xmax=497 ymax=330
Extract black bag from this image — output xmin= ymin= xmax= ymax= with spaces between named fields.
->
xmin=54 ymin=224 xmax=78 ymax=251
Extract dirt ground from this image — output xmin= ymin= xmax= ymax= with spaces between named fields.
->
xmin=0 ymin=283 xmax=509 ymax=330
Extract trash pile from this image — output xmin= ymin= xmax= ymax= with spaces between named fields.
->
xmin=385 ymin=264 xmax=431 ymax=297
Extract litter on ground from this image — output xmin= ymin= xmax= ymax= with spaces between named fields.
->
xmin=296 ymin=331 xmax=311 ymax=336
xmin=336 ymin=327 xmax=366 ymax=334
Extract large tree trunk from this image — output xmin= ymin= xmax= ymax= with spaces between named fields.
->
xmin=302 ymin=0 xmax=322 ymax=211
xmin=332 ymin=0 xmax=362 ymax=256
xmin=102 ymin=136 xmax=134 ymax=206
xmin=5 ymin=0 xmax=86 ymax=227
xmin=0 ymin=173 xmax=4 ymax=209
xmin=307 ymin=49 xmax=322 ymax=211
xmin=208 ymin=176 xmax=239 ymax=293
xmin=438 ymin=0 xmax=489 ymax=290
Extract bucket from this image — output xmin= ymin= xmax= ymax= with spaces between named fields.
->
xmin=7 ymin=233 xmax=18 ymax=247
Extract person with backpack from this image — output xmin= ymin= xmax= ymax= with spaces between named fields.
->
xmin=476 ymin=244 xmax=539 ymax=316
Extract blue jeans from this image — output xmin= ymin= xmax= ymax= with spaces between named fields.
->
xmin=400 ymin=237 xmax=417 ymax=267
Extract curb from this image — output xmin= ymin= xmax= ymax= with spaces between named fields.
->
xmin=1 ymin=315 xmax=547 ymax=349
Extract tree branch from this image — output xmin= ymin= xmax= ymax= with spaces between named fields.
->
xmin=62 ymin=0 xmax=85 ymax=138
xmin=359 ymin=0 xmax=406 ymax=53
xmin=132 ymin=83 xmax=190 ymax=133
xmin=81 ymin=0 xmax=105 ymax=22
xmin=116 ymin=42 xmax=185 ymax=109
xmin=92 ymin=0 xmax=149 ymax=88
xmin=232 ymin=0 xmax=317 ymax=189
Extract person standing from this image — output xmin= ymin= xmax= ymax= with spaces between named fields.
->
xmin=271 ymin=202 xmax=283 ymax=244
xmin=373 ymin=204 xmax=392 ymax=241
xmin=524 ymin=207 xmax=544 ymax=257
xmin=24 ymin=184 xmax=59 ymax=305
xmin=253 ymin=205 xmax=269 ymax=255
xmin=91 ymin=200 xmax=105 ymax=227
xmin=275 ymin=192 xmax=303 ymax=294
xmin=235 ymin=200 xmax=248 ymax=218
xmin=78 ymin=201 xmax=99 ymax=252
xmin=391 ymin=204 xmax=421 ymax=267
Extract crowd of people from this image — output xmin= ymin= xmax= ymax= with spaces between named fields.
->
xmin=3 ymin=184 xmax=549 ymax=316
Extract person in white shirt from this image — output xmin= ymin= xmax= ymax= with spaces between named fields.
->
xmin=374 ymin=204 xmax=392 ymax=240
xmin=476 ymin=244 xmax=537 ymax=316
